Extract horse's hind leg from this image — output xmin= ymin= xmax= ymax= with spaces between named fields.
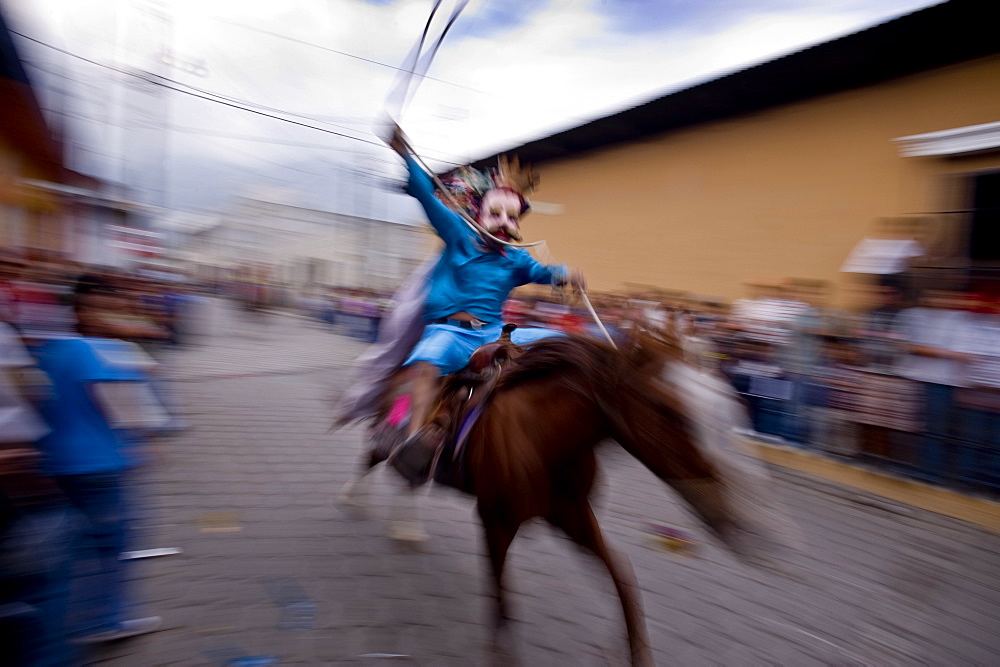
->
xmin=478 ymin=506 xmax=521 ymax=665
xmin=547 ymin=500 xmax=653 ymax=667
xmin=337 ymin=406 xmax=408 ymax=510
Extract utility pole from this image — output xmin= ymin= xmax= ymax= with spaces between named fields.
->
xmin=157 ymin=47 xmax=208 ymax=213
xmin=119 ymin=0 xmax=171 ymax=210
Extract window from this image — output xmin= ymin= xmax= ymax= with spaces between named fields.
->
xmin=969 ymin=171 xmax=1000 ymax=262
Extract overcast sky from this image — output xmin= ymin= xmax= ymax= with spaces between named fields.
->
xmin=6 ymin=0 xmax=942 ymax=225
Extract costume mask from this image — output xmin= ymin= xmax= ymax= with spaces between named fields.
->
xmin=436 ymin=154 xmax=538 ymax=249
xmin=477 ymin=188 xmax=524 ymax=243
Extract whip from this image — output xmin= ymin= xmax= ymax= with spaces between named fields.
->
xmin=580 ymin=290 xmax=617 ymax=348
xmin=384 ymin=0 xmax=469 ymax=121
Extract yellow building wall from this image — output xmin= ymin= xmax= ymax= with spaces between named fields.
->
xmin=525 ymin=54 xmax=1000 ymax=302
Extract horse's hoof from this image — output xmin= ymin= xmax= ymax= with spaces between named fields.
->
xmin=335 ymin=480 xmax=368 ymax=516
xmin=388 ymin=520 xmax=428 ymax=543
xmin=630 ymin=646 xmax=655 ymax=667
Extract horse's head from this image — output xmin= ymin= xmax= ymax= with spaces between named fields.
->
xmin=484 ymin=330 xmax=801 ymax=567
xmin=618 ymin=324 xmax=683 ymax=372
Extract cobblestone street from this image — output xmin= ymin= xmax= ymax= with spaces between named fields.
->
xmin=87 ymin=300 xmax=1000 ymax=666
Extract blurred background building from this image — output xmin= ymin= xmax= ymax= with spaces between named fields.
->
xmin=187 ymin=192 xmax=432 ymax=293
xmin=1 ymin=7 xmax=67 ymax=257
xmin=1 ymin=7 xmax=162 ymax=268
xmin=2 ymin=1 xmax=432 ymax=290
xmin=480 ymin=0 xmax=999 ymax=305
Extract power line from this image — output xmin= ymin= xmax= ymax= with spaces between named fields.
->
xmin=202 ymin=135 xmax=330 ymax=178
xmin=13 ymin=29 xmax=481 ymax=170
xmin=31 ymin=52 xmax=463 ymax=169
xmin=210 ymin=16 xmax=484 ymax=96
xmin=10 ymin=29 xmax=386 ymax=149
xmin=142 ymin=70 xmax=377 ymax=137
xmin=168 ymin=125 xmax=391 ymax=157
xmin=30 ymin=52 xmax=374 ymax=139
xmin=16 ymin=28 xmax=470 ymax=166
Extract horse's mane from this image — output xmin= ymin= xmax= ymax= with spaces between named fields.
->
xmin=497 ymin=335 xmax=614 ymax=387
xmin=490 ymin=326 xmax=696 ymax=478
xmin=498 ymin=325 xmax=683 ymax=392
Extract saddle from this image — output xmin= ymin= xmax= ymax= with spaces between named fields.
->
xmin=429 ymin=324 xmax=525 ymax=491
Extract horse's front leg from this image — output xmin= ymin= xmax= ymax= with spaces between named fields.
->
xmin=478 ymin=504 xmax=521 ymax=665
xmin=387 ymin=480 xmax=428 ymax=543
xmin=548 ymin=499 xmax=653 ymax=666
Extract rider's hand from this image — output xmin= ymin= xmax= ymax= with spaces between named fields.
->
xmin=382 ymin=120 xmax=408 ymax=157
xmin=565 ymin=268 xmax=587 ymax=292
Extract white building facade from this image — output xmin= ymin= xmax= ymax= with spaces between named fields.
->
xmin=190 ymin=197 xmax=433 ymax=293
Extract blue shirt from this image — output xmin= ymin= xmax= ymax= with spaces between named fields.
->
xmin=405 ymin=155 xmax=566 ymax=323
xmin=33 ymin=337 xmax=151 ymax=476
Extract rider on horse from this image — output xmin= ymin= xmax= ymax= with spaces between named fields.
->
xmin=382 ymin=124 xmax=586 ymax=486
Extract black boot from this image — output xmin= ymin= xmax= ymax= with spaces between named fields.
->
xmin=389 ymin=430 xmax=437 ymax=487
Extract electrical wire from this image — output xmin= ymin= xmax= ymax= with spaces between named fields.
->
xmin=211 ymin=15 xmax=483 ymax=96
xmin=17 ymin=31 xmax=482 ymax=168
xmin=10 ymin=29 xmax=384 ymax=148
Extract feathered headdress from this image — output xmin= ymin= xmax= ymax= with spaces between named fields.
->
xmin=437 ymin=154 xmax=538 ymax=220
xmin=495 ymin=155 xmax=538 ymax=195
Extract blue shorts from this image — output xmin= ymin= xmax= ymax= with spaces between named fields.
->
xmin=404 ymin=322 xmax=563 ymax=376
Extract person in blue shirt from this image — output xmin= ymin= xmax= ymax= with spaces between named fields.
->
xmin=33 ymin=284 xmax=165 ymax=644
xmin=0 ymin=319 xmax=76 ymax=667
xmin=384 ymin=124 xmax=586 ymax=485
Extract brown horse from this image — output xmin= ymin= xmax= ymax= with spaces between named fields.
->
xmin=343 ymin=328 xmax=793 ymax=665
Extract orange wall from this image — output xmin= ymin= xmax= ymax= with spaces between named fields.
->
xmin=524 ymin=54 xmax=1000 ymax=302
xmin=0 ymin=137 xmax=64 ymax=250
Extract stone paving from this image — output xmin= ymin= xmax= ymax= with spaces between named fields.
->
xmin=86 ymin=300 xmax=1000 ymax=666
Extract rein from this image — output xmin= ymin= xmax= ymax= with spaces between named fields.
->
xmin=581 ymin=290 xmax=617 ymax=349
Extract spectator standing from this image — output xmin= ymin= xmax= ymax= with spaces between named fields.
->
xmin=955 ymin=296 xmax=1000 ymax=487
xmin=857 ymin=284 xmax=905 ymax=371
xmin=32 ymin=285 xmax=166 ymax=644
xmin=779 ymin=280 xmax=831 ymax=444
xmin=0 ymin=319 xmax=76 ymax=666
xmin=894 ymin=289 xmax=973 ymax=480
xmin=0 ymin=253 xmax=23 ymax=324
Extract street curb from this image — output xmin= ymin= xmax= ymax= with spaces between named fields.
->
xmin=748 ymin=440 xmax=1000 ymax=534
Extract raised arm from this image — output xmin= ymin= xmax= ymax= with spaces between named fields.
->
xmin=403 ymin=155 xmax=469 ymax=246
xmin=386 ymin=124 xmax=468 ymax=246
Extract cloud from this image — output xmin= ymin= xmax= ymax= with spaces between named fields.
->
xmin=7 ymin=0 xmax=941 ymax=215
xmin=400 ymin=0 xmax=941 ymax=161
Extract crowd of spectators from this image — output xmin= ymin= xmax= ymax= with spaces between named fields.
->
xmin=296 ymin=287 xmax=392 ymax=343
xmin=577 ymin=278 xmax=1000 ymax=493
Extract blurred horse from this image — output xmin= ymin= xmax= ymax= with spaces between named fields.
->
xmin=343 ymin=328 xmax=793 ymax=665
